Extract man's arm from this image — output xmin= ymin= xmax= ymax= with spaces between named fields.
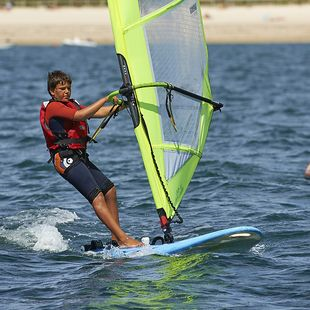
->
xmin=74 ymin=96 xmax=124 ymax=120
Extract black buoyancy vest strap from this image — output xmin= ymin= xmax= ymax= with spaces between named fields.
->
xmin=54 ymin=137 xmax=89 ymax=146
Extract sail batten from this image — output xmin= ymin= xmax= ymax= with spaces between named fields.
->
xmin=124 ymin=0 xmax=185 ymax=33
xmin=152 ymin=144 xmax=202 ymax=157
xmin=108 ymin=0 xmax=215 ymax=224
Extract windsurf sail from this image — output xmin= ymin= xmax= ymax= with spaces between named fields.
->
xmin=107 ymin=0 xmax=222 ymax=241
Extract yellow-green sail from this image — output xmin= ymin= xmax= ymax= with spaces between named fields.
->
xmin=107 ymin=0 xmax=215 ymax=234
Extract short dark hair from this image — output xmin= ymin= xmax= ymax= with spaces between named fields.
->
xmin=47 ymin=71 xmax=72 ymax=95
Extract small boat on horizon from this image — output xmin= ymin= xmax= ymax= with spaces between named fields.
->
xmin=62 ymin=37 xmax=97 ymax=47
xmin=0 ymin=39 xmax=13 ymax=50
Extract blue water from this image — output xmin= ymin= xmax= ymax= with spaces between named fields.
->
xmin=1 ymin=44 xmax=310 ymax=309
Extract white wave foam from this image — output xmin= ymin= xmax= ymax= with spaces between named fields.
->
xmin=250 ymin=242 xmax=266 ymax=256
xmin=0 ymin=207 xmax=79 ymax=253
xmin=84 ymin=244 xmax=160 ymax=260
xmin=31 ymin=224 xmax=69 ymax=252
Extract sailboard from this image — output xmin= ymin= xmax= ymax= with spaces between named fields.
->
xmin=85 ymin=0 xmax=262 ymax=254
xmin=82 ymin=226 xmax=263 ymax=258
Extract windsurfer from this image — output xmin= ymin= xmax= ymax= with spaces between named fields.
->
xmin=40 ymin=70 xmax=143 ymax=248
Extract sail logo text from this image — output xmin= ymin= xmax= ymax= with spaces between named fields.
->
xmin=190 ymin=3 xmax=197 ymax=14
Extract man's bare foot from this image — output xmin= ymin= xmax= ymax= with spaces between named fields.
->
xmin=118 ymin=236 xmax=144 ymax=248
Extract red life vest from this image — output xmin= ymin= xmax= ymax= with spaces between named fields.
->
xmin=40 ymin=99 xmax=89 ymax=151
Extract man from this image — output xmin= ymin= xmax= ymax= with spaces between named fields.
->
xmin=40 ymin=70 xmax=143 ymax=248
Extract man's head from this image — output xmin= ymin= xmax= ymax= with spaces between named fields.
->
xmin=48 ymin=71 xmax=72 ymax=102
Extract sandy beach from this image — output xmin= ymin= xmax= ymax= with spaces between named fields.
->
xmin=0 ymin=4 xmax=310 ymax=45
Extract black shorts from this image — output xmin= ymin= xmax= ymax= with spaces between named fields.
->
xmin=53 ymin=150 xmax=114 ymax=203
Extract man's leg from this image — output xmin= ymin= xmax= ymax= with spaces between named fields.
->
xmin=104 ymin=186 xmax=120 ymax=240
xmin=92 ymin=191 xmax=143 ymax=247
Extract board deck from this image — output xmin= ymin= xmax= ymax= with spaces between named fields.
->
xmin=82 ymin=226 xmax=263 ymax=259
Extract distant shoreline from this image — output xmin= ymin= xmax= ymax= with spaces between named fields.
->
xmin=0 ymin=5 xmax=310 ymax=45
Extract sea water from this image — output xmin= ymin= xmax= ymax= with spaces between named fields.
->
xmin=0 ymin=44 xmax=310 ymax=309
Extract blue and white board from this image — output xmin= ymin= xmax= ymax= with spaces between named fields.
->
xmin=82 ymin=226 xmax=262 ymax=259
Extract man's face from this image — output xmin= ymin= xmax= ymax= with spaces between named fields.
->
xmin=50 ymin=81 xmax=71 ymax=102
